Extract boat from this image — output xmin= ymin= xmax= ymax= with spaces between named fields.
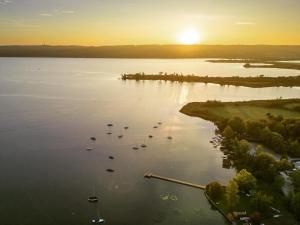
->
xmin=148 ymin=135 xmax=153 ymax=138
xmin=107 ymin=123 xmax=113 ymax=127
xmin=88 ymin=196 xmax=98 ymax=203
xmin=153 ymin=126 xmax=158 ymax=128
xmin=106 ymin=169 xmax=114 ymax=172
xmin=108 ymin=156 xmax=114 ymax=160
xmin=91 ymin=218 xmax=105 ymax=223
xmin=141 ymin=144 xmax=147 ymax=148
xmin=86 ymin=148 xmax=93 ymax=151
xmin=132 ymin=146 xmax=139 ymax=150
xmin=106 ymin=132 xmax=112 ymax=135
xmin=118 ymin=135 xmax=123 ymax=138
xmin=167 ymin=136 xmax=172 ymax=140
xmin=124 ymin=126 xmax=129 ymax=129
xmin=90 ymin=137 xmax=96 ymax=141
xmin=158 ymin=122 xmax=162 ymax=125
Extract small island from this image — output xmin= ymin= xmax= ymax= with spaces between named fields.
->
xmin=121 ymin=73 xmax=300 ymax=88
xmin=180 ymin=98 xmax=300 ymax=224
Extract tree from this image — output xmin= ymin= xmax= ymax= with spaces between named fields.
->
xmin=228 ymin=116 xmax=246 ymax=134
xmin=271 ymin=121 xmax=286 ymax=136
xmin=250 ymin=191 xmax=273 ymax=212
xmin=234 ymin=169 xmax=257 ymax=193
xmin=290 ymin=171 xmax=300 ymax=193
xmin=255 ymin=145 xmax=264 ymax=155
xmin=222 ymin=125 xmax=235 ymax=139
xmin=239 ymin=139 xmax=250 ymax=153
xmin=226 ymin=180 xmax=239 ymax=211
xmin=260 ymin=127 xmax=273 ymax=145
xmin=288 ymin=140 xmax=300 ymax=157
xmin=246 ymin=121 xmax=265 ymax=140
xmin=291 ymin=192 xmax=300 ymax=220
xmin=278 ymin=159 xmax=293 ymax=171
xmin=253 ymin=152 xmax=277 ymax=181
xmin=274 ymin=175 xmax=285 ymax=192
xmin=270 ymin=132 xmax=285 ymax=154
xmin=206 ymin=181 xmax=223 ymax=201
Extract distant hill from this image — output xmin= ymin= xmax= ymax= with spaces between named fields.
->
xmin=1 ymin=45 xmax=300 ymax=59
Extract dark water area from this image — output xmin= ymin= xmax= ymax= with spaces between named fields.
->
xmin=0 ymin=58 xmax=299 ymax=225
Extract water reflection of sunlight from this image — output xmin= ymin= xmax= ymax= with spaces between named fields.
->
xmin=178 ymin=85 xmax=189 ymax=104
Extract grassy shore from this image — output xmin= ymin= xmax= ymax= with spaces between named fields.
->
xmin=180 ymin=99 xmax=300 ymax=122
xmin=182 ymin=99 xmax=300 ymax=225
xmin=121 ymin=73 xmax=300 ymax=87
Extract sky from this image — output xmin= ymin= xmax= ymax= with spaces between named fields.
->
xmin=0 ymin=0 xmax=300 ymax=45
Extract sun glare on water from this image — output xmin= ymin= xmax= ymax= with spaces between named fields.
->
xmin=177 ymin=28 xmax=202 ymax=45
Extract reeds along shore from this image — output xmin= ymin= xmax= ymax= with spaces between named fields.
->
xmin=121 ymin=73 xmax=300 ymax=88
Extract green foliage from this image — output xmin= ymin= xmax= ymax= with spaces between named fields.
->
xmin=206 ymin=181 xmax=223 ymax=201
xmin=222 ymin=125 xmax=235 ymax=139
xmin=271 ymin=121 xmax=286 ymax=136
xmin=250 ymin=191 xmax=273 ymax=212
xmin=228 ymin=116 xmax=246 ymax=134
xmin=287 ymin=140 xmax=300 ymax=157
xmin=239 ymin=140 xmax=250 ymax=153
xmin=255 ymin=145 xmax=264 ymax=155
xmin=226 ymin=180 xmax=239 ymax=211
xmin=234 ymin=169 xmax=257 ymax=193
xmin=290 ymin=171 xmax=300 ymax=193
xmin=252 ymin=152 xmax=278 ymax=182
xmin=278 ymin=159 xmax=293 ymax=171
xmin=246 ymin=120 xmax=265 ymax=139
xmin=290 ymin=192 xmax=300 ymax=220
xmin=274 ymin=175 xmax=285 ymax=192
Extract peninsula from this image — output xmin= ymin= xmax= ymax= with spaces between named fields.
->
xmin=121 ymin=73 xmax=300 ymax=88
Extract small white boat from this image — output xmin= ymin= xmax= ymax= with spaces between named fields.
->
xmin=88 ymin=196 xmax=98 ymax=203
xmin=92 ymin=218 xmax=105 ymax=223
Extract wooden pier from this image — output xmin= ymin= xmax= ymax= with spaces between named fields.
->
xmin=144 ymin=172 xmax=206 ymax=190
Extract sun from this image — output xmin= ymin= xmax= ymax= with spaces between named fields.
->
xmin=177 ymin=28 xmax=202 ymax=45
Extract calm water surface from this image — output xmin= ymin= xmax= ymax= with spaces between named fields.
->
xmin=0 ymin=58 xmax=300 ymax=225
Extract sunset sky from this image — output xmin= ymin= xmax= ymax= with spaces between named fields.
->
xmin=0 ymin=0 xmax=300 ymax=45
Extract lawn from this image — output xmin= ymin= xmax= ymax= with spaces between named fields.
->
xmin=180 ymin=99 xmax=300 ymax=122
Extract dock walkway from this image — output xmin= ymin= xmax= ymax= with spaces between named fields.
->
xmin=144 ymin=172 xmax=206 ymax=190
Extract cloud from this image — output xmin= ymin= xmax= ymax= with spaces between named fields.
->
xmin=40 ymin=13 xmax=52 ymax=17
xmin=54 ymin=9 xmax=75 ymax=14
xmin=235 ymin=22 xmax=256 ymax=25
xmin=38 ymin=9 xmax=74 ymax=18
xmin=0 ymin=18 xmax=39 ymax=28
xmin=61 ymin=10 xmax=74 ymax=14
xmin=0 ymin=0 xmax=12 ymax=5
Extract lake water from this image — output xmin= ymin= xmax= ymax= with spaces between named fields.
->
xmin=0 ymin=58 xmax=299 ymax=225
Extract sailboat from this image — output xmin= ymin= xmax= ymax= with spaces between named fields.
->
xmin=92 ymin=206 xmax=105 ymax=223
xmin=91 ymin=218 xmax=105 ymax=224
xmin=88 ymin=186 xmax=99 ymax=203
